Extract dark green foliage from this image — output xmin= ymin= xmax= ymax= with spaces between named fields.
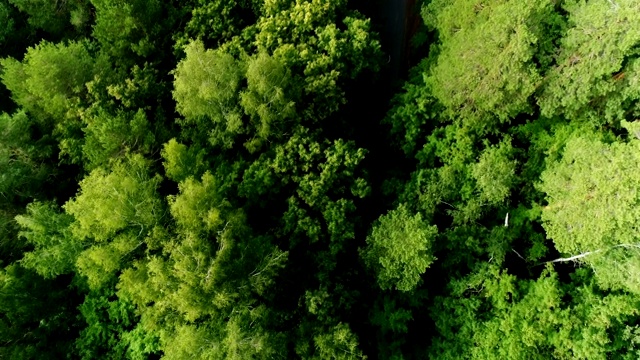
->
xmin=0 ymin=2 xmax=14 ymax=45
xmin=239 ymin=127 xmax=369 ymax=255
xmin=16 ymin=202 xmax=77 ymax=278
xmin=8 ymin=0 xmax=90 ymax=34
xmin=76 ymin=288 xmax=158 ymax=359
xmin=0 ymin=112 xmax=52 ymax=202
xmin=179 ymin=0 xmax=260 ymax=48
xmin=90 ymin=0 xmax=164 ymax=59
xmin=0 ymin=111 xmax=54 ymax=261
xmin=0 ymin=265 xmax=79 ymax=358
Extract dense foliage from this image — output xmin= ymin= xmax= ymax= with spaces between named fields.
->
xmin=2 ymin=0 xmax=640 ymax=358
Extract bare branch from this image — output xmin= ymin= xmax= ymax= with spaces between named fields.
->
xmin=544 ymin=249 xmax=603 ymax=264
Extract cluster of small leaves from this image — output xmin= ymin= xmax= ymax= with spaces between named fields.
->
xmin=539 ymin=0 xmax=640 ymax=125
xmin=361 ymin=204 xmax=437 ymax=291
xmin=423 ymin=0 xmax=564 ymax=130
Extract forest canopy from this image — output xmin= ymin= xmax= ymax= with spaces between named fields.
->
xmin=2 ymin=0 xmax=640 ymax=359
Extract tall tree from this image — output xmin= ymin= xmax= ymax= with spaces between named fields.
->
xmin=1 ymin=40 xmax=94 ymax=123
xmin=540 ymin=125 xmax=640 ymax=294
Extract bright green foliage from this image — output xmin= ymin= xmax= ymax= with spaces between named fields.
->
xmin=161 ymin=138 xmax=208 ymax=183
xmin=430 ymin=265 xmax=640 ymax=359
xmin=172 ymin=40 xmax=242 ymax=119
xmin=311 ymin=323 xmax=366 ymax=360
xmin=160 ymin=315 xmax=286 ymax=360
xmin=172 ymin=40 xmax=244 ymax=148
xmin=396 ymin=122 xmax=496 ymax=226
xmin=362 ymin=204 xmax=437 ymax=291
xmin=64 ymin=154 xmax=162 ymax=288
xmin=114 ymin=169 xmax=288 ymax=358
xmin=9 ymin=0 xmax=640 ymax=357
xmin=77 ymin=233 xmax=145 ymax=289
xmin=240 ymin=52 xmax=297 ymax=152
xmin=539 ymin=0 xmax=640 ymax=124
xmin=472 ymin=139 xmax=516 ymax=205
xmin=1 ymin=41 xmax=94 ymax=122
xmin=82 ymin=109 xmax=156 ymax=169
xmin=16 ymin=202 xmax=78 ymax=278
xmin=0 ymin=0 xmax=379 ymax=356
xmin=64 ymin=154 xmax=162 ymax=242
xmin=168 ymin=172 xmax=228 ymax=235
xmin=423 ymin=0 xmax=563 ymax=129
xmin=158 ymin=324 xmax=220 ymax=360
xmin=540 ymin=132 xmax=640 ymax=293
xmin=375 ymin=0 xmax=640 ymax=355
xmin=255 ymin=0 xmax=381 ymax=121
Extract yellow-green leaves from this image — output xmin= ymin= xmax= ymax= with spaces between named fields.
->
xmin=539 ymin=0 xmax=640 ymax=124
xmin=64 ymin=154 xmax=162 ymax=288
xmin=168 ymin=172 xmax=227 ymax=235
xmin=1 ymin=40 xmax=93 ymax=123
xmin=161 ymin=139 xmax=207 ymax=183
xmin=472 ymin=139 xmax=516 ymax=205
xmin=76 ymin=233 xmax=141 ymax=289
xmin=241 ymin=52 xmax=297 ymax=152
xmin=173 ymin=41 xmax=244 ymax=148
xmin=173 ymin=41 xmax=242 ymax=122
xmin=65 ymin=154 xmax=162 ymax=242
xmin=311 ymin=323 xmax=366 ymax=360
xmin=173 ymin=41 xmax=243 ymax=146
xmin=540 ymin=133 xmax=640 ymax=292
xmin=431 ymin=265 xmax=640 ymax=360
xmin=362 ymin=204 xmax=437 ymax=292
xmin=256 ymin=0 xmax=380 ymax=121
xmin=540 ymin=135 xmax=640 ymax=252
xmin=424 ymin=0 xmax=558 ymax=130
